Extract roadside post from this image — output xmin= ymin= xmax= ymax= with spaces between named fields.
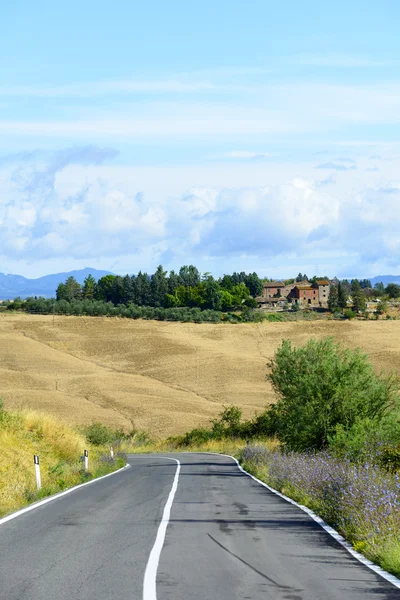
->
xmin=34 ymin=455 xmax=41 ymax=490
xmin=84 ymin=449 xmax=89 ymax=472
xmin=110 ymin=446 xmax=114 ymax=459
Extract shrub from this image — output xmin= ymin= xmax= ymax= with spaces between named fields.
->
xmin=343 ymin=308 xmax=356 ymax=319
xmin=83 ymin=423 xmax=117 ymax=446
xmin=267 ymin=338 xmax=399 ymax=451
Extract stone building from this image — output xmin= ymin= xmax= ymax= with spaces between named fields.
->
xmin=257 ymin=278 xmax=330 ymax=309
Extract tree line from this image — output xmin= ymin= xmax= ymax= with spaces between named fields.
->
xmin=328 ymin=279 xmax=400 ymax=314
xmin=55 ymin=265 xmax=263 ymax=311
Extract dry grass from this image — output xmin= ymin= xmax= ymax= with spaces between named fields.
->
xmin=0 ymin=407 xmax=126 ymax=517
xmin=0 ymin=409 xmax=86 ymax=515
xmin=1 ymin=313 xmax=400 ymax=437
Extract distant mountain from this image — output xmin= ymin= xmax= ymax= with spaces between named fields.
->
xmin=0 ymin=268 xmax=114 ymax=300
xmin=370 ymin=275 xmax=400 ymax=287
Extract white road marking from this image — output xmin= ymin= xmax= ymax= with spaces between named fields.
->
xmin=0 ymin=463 xmax=130 ymax=526
xmin=143 ymin=457 xmax=181 ymax=600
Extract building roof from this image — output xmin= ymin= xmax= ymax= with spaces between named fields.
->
xmin=263 ymin=281 xmax=285 ymax=287
xmin=317 ymin=279 xmax=330 ymax=285
xmin=295 ymin=285 xmax=314 ymax=290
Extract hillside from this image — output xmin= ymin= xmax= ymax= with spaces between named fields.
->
xmin=0 ymin=406 xmax=126 ymax=517
xmin=370 ymin=275 xmax=400 ymax=286
xmin=1 ymin=314 xmax=399 ymax=437
xmin=0 ymin=268 xmax=114 ymax=300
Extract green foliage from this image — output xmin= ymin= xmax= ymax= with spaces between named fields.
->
xmin=351 ymin=279 xmax=366 ymax=313
xmin=343 ymin=308 xmax=356 ymax=319
xmin=374 ymin=282 xmax=385 ymax=296
xmin=329 ymin=414 xmax=400 ymax=463
xmin=83 ymin=423 xmax=117 ymax=445
xmin=56 ymin=276 xmax=82 ymax=301
xmin=82 ymin=274 xmax=96 ymax=300
xmin=328 ymin=284 xmax=339 ymax=311
xmin=96 ymin=274 xmax=117 ymax=302
xmin=267 ymin=338 xmax=399 ymax=451
xmin=337 ymin=282 xmax=347 ymax=309
xmin=386 ymin=283 xmax=400 ymax=298
xmin=376 ymin=301 xmax=388 ymax=316
xmin=176 ymin=404 xmax=277 ymax=446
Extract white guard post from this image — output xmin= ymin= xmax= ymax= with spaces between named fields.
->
xmin=84 ymin=449 xmax=89 ymax=472
xmin=110 ymin=446 xmax=114 ymax=459
xmin=34 ymin=455 xmax=41 ymax=490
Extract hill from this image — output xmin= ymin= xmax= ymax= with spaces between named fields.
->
xmin=0 ymin=314 xmax=399 ymax=437
xmin=0 ymin=268 xmax=114 ymax=300
xmin=370 ymin=275 xmax=400 ymax=286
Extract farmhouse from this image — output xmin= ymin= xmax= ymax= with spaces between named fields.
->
xmin=257 ymin=278 xmax=330 ymax=309
xmin=263 ymin=281 xmax=285 ymax=299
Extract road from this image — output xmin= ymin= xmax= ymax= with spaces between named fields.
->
xmin=0 ymin=453 xmax=398 ymax=599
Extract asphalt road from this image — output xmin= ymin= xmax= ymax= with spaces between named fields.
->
xmin=0 ymin=453 xmax=398 ymax=600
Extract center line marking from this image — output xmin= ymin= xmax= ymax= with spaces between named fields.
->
xmin=143 ymin=457 xmax=181 ymax=600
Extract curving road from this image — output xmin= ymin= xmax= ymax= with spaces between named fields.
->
xmin=0 ymin=453 xmax=398 ymax=599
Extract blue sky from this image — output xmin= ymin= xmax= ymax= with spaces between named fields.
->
xmin=1 ymin=1 xmax=400 ymax=278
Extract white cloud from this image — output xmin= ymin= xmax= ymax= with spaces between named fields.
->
xmin=1 ymin=148 xmax=400 ymax=278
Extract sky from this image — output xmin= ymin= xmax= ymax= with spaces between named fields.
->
xmin=1 ymin=0 xmax=400 ymax=279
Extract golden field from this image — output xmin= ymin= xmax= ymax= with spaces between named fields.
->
xmin=1 ymin=313 xmax=400 ymax=437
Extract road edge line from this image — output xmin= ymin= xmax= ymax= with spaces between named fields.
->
xmin=0 ymin=463 xmax=131 ymax=527
xmin=204 ymin=451 xmax=400 ymax=590
xmin=143 ymin=457 xmax=181 ymax=600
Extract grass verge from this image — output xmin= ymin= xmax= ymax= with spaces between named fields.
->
xmin=0 ymin=405 xmax=126 ymax=518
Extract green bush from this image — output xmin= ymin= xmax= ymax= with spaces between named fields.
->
xmin=267 ymin=338 xmax=399 ymax=451
xmin=83 ymin=423 xmax=118 ymax=446
xmin=343 ymin=308 xmax=356 ymax=319
xmin=329 ymin=414 xmax=400 ymax=462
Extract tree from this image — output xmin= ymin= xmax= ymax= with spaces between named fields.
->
xmin=351 ymin=279 xmax=366 ymax=313
xmin=373 ymin=282 xmax=385 ymax=296
xmin=121 ymin=274 xmax=134 ymax=304
xmin=386 ymin=283 xmax=400 ymax=298
xmin=150 ymin=265 xmax=168 ymax=307
xmin=133 ymin=272 xmax=151 ymax=305
xmin=179 ymin=265 xmax=201 ymax=288
xmin=359 ymin=279 xmax=372 ymax=289
xmin=56 ymin=283 xmax=67 ymax=301
xmin=202 ymin=276 xmax=223 ymax=310
xmin=244 ymin=272 xmax=263 ymax=297
xmin=82 ymin=274 xmax=96 ymax=300
xmin=267 ymin=338 xmax=399 ymax=451
xmin=167 ymin=270 xmax=181 ymax=295
xmin=57 ymin=276 xmax=81 ymax=301
xmin=110 ymin=276 xmax=124 ymax=304
xmin=230 ymin=283 xmax=250 ymax=307
xmin=220 ymin=290 xmax=234 ymax=311
xmin=340 ymin=279 xmax=351 ymax=297
xmin=96 ymin=275 xmax=117 ymax=302
xmin=328 ymin=285 xmax=339 ymax=312
xmin=296 ymin=273 xmax=304 ymax=282
xmin=219 ymin=274 xmax=234 ymax=290
xmin=337 ymin=281 xmax=347 ymax=309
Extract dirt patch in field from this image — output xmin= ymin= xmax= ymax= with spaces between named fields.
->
xmin=1 ymin=314 xmax=399 ymax=436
